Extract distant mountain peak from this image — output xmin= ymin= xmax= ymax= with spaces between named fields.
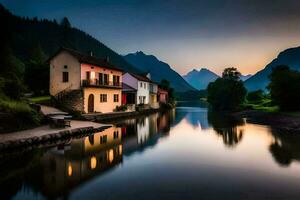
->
xmin=124 ymin=51 xmax=195 ymax=92
xmin=134 ymin=51 xmax=146 ymax=56
xmin=183 ymin=68 xmax=219 ymax=90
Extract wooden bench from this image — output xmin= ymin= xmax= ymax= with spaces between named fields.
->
xmin=49 ymin=115 xmax=72 ymax=128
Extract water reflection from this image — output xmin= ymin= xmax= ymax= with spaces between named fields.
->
xmin=208 ymin=112 xmax=245 ymax=148
xmin=0 ymin=110 xmax=176 ymax=199
xmin=269 ymin=128 xmax=300 ymax=167
xmin=2 ymin=104 xmax=300 ymax=199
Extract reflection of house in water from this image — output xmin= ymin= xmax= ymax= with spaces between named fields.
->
xmin=120 ymin=110 xmax=175 ymax=156
xmin=0 ymin=110 xmax=176 ymax=199
xmin=38 ymin=126 xmax=123 ymax=198
xmin=137 ymin=117 xmax=150 ymax=144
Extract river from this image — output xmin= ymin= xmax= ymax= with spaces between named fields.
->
xmin=1 ymin=101 xmax=300 ymax=200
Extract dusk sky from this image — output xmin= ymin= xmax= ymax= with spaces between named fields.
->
xmin=2 ymin=0 xmax=300 ymax=75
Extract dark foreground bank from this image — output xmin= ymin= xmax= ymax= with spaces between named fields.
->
xmin=233 ymin=110 xmax=300 ymax=134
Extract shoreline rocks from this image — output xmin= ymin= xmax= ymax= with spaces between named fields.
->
xmin=0 ymin=125 xmax=111 ymax=152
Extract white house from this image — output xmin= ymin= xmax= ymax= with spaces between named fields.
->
xmin=122 ymin=72 xmax=152 ymax=105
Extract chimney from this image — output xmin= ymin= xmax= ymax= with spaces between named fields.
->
xmin=106 ymin=56 xmax=110 ymax=63
xmin=89 ymin=51 xmax=93 ymax=57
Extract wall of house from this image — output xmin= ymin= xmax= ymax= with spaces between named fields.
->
xmin=84 ymin=126 xmax=122 ymax=153
xmin=83 ymin=88 xmax=122 ymax=113
xmin=122 ymin=73 xmax=138 ymax=89
xmin=137 ymin=81 xmax=150 ymax=104
xmin=81 ymin=63 xmax=122 ymax=84
xmin=159 ymin=93 xmax=167 ymax=103
xmin=49 ymin=51 xmax=81 ymax=96
xmin=150 ymin=83 xmax=158 ymax=94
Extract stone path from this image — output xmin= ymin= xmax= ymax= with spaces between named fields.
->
xmin=40 ymin=105 xmax=68 ymax=116
xmin=0 ymin=120 xmax=109 ymax=143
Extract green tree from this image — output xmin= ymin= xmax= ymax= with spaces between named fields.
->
xmin=268 ymin=65 xmax=300 ymax=111
xmin=60 ymin=17 xmax=71 ymax=28
xmin=24 ymin=45 xmax=49 ymax=95
xmin=0 ymin=13 xmax=24 ymax=100
xmin=247 ymin=89 xmax=264 ymax=102
xmin=222 ymin=67 xmax=241 ymax=81
xmin=207 ymin=68 xmax=247 ymax=111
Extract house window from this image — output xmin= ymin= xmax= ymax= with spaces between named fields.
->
xmin=86 ymin=71 xmax=91 ymax=80
xmin=64 ymin=65 xmax=68 ymax=69
xmin=99 ymin=73 xmax=103 ymax=84
xmin=114 ymin=94 xmax=119 ymax=102
xmin=62 ymin=72 xmax=69 ymax=82
xmin=103 ymin=74 xmax=109 ymax=85
xmin=100 ymin=94 xmax=107 ymax=102
xmin=114 ymin=131 xmax=119 ymax=139
xmin=144 ymin=83 xmax=146 ymax=89
xmin=139 ymin=96 xmax=145 ymax=104
xmin=113 ymin=75 xmax=120 ymax=86
xmin=100 ymin=135 xmax=107 ymax=144
xmin=140 ymin=82 xmax=143 ymax=88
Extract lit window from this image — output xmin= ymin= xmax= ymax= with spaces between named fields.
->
xmin=90 ymin=156 xmax=97 ymax=169
xmin=114 ymin=94 xmax=119 ymax=102
xmin=108 ymin=149 xmax=114 ymax=163
xmin=68 ymin=163 xmax=73 ymax=176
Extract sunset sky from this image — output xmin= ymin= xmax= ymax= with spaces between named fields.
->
xmin=2 ymin=0 xmax=300 ymax=75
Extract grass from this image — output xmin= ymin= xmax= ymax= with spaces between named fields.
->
xmin=243 ymin=97 xmax=279 ymax=112
xmin=29 ymin=95 xmax=51 ymax=104
xmin=0 ymin=99 xmax=33 ymax=113
xmin=0 ymin=99 xmax=42 ymax=132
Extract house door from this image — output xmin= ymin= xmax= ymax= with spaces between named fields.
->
xmin=88 ymin=94 xmax=94 ymax=113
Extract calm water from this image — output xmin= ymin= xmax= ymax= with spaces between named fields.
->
xmin=1 ymin=102 xmax=300 ymax=200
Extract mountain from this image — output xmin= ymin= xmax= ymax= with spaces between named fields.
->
xmin=245 ymin=46 xmax=300 ymax=91
xmin=240 ymin=74 xmax=252 ymax=81
xmin=124 ymin=51 xmax=195 ymax=92
xmin=0 ymin=4 xmax=139 ymax=74
xmin=183 ymin=68 xmax=219 ymax=90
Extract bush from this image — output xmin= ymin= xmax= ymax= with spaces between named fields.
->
xmin=1 ymin=77 xmax=24 ymax=100
xmin=0 ymin=99 xmax=41 ymax=131
xmin=247 ymin=90 xmax=264 ymax=102
xmin=114 ymin=105 xmax=127 ymax=112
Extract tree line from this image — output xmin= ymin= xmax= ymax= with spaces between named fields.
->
xmin=207 ymin=66 xmax=300 ymax=112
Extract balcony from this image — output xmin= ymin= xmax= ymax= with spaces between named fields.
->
xmin=82 ymin=79 xmax=121 ymax=88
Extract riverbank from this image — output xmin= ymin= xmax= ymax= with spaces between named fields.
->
xmin=0 ymin=120 xmax=111 ymax=151
xmin=233 ymin=110 xmax=300 ymax=134
xmin=83 ymin=105 xmax=174 ymax=123
xmin=0 ymin=105 xmax=173 ymax=151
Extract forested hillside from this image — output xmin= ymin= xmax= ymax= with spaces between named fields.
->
xmin=0 ymin=4 xmax=139 ymax=95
